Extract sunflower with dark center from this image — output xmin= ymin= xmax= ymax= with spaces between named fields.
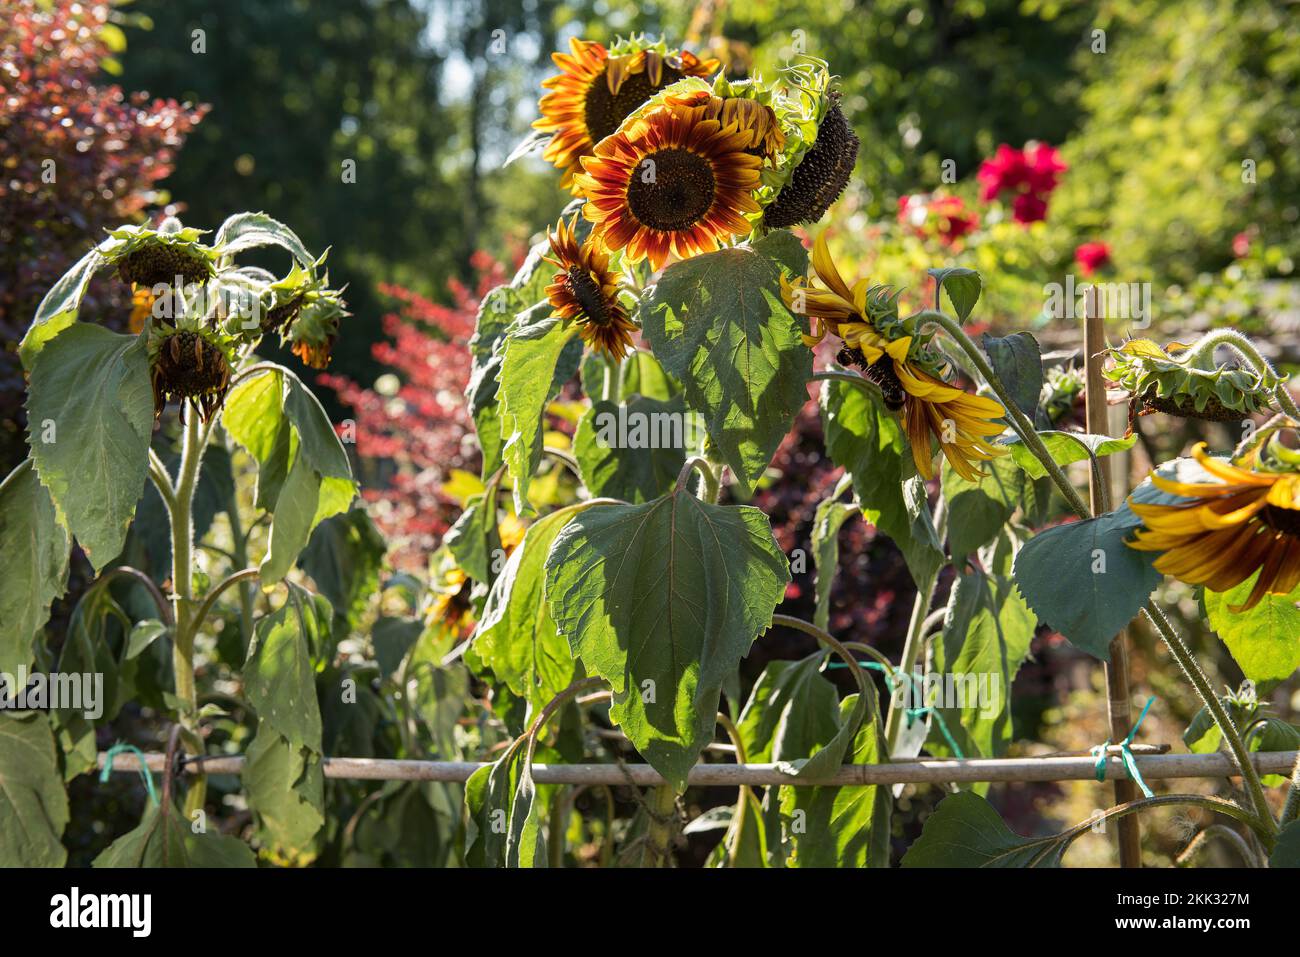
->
xmin=1128 ymin=441 xmax=1300 ymax=611
xmin=763 ymin=98 xmax=859 ymax=229
xmin=781 ymin=234 xmax=1007 ymax=480
xmin=574 ymin=100 xmax=762 ymax=271
xmin=658 ymin=87 xmax=786 ymax=162
xmin=149 ymin=329 xmax=232 ymax=424
xmin=116 ymin=242 xmax=213 ymax=290
xmin=544 ymin=216 xmax=637 ymax=359
xmin=534 ymin=37 xmax=719 ymax=192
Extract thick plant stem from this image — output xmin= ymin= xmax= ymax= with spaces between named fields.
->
xmin=1281 ymin=754 xmax=1300 ymax=826
xmin=642 ymin=783 xmax=678 ymax=868
xmin=1184 ymin=328 xmax=1300 ymax=420
xmin=170 ymin=413 xmax=208 ymax=817
xmin=1143 ymin=601 xmax=1276 ymax=838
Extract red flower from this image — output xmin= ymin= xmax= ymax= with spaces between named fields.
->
xmin=1232 ymin=229 xmax=1255 ymax=258
xmin=1074 ymin=241 xmax=1111 ymax=276
xmin=1011 ymin=192 xmax=1048 ymax=224
xmin=978 ymin=144 xmax=1030 ymax=202
xmin=897 ymin=193 xmax=979 ymax=247
xmin=978 ymin=142 xmax=1066 ymax=224
xmin=1024 ymin=143 xmax=1067 ymax=195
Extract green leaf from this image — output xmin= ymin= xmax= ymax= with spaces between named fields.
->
xmin=242 ymin=723 xmax=324 ymax=862
xmin=1271 ymin=821 xmax=1300 ymax=868
xmin=933 ymin=569 xmax=1036 ymax=758
xmin=444 ymin=492 xmax=502 ymax=583
xmin=244 ymin=588 xmax=327 ymax=750
xmin=545 ymin=490 xmax=790 ymax=791
xmin=820 ymin=380 xmax=944 ymax=586
xmin=126 ymin=619 xmax=168 ymax=659
xmin=811 ymin=498 xmax=858 ymax=631
xmin=704 ymin=788 xmax=770 ymax=868
xmin=779 ymin=693 xmax=891 ymax=868
xmin=1205 ymin=574 xmax=1300 ymax=685
xmin=371 ymin=616 xmax=422 ymax=679
xmin=620 ymin=349 xmax=679 ymax=400
xmin=737 ymin=657 xmax=842 ymax=767
xmin=26 ymin=324 xmax=153 ymax=571
xmin=927 ymin=267 xmax=982 ymax=322
xmin=93 ymin=802 xmax=256 ymax=868
xmin=464 ymin=745 xmax=546 ymax=867
xmin=573 ymin=396 xmax=689 ymax=504
xmin=941 ymin=456 xmax=1026 ymax=560
xmin=0 ymin=460 xmax=70 ymax=674
xmin=902 ymin=791 xmax=1065 ymax=867
xmin=468 ymin=504 xmax=592 ymax=709
xmin=301 ymin=507 xmax=386 ymax=629
xmin=214 ymin=211 xmax=313 ymax=266
xmin=641 ymin=231 xmax=811 ymax=492
xmin=1013 ymin=506 xmax=1160 ymax=660
xmin=498 ymin=310 xmax=579 ymax=513
xmin=19 ymin=248 xmax=103 ymax=369
xmin=0 ymin=712 xmax=69 ymax=867
xmin=1003 ymin=431 xmax=1137 ymax=479
xmin=981 ymin=332 xmax=1042 ymax=418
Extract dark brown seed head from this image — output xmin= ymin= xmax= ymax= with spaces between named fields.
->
xmin=117 ymin=244 xmax=211 ymax=289
xmin=1140 ymin=389 xmax=1241 ymax=422
xmin=764 ymin=101 xmax=859 ymax=229
xmin=152 ymin=331 xmax=230 ymax=423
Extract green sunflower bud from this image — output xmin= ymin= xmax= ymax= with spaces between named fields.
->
xmin=1106 ymin=337 xmax=1283 ymax=422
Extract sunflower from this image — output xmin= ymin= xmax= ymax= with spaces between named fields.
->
xmin=534 ymin=37 xmax=719 ymax=191
xmin=658 ymin=87 xmax=785 ymax=161
xmin=149 ymin=328 xmax=232 ymax=424
xmin=128 ymin=284 xmax=155 ymax=334
xmin=574 ymin=101 xmax=762 ymax=271
xmin=1127 ymin=442 xmax=1300 ymax=611
xmin=781 ymin=234 xmax=1007 ymax=481
xmin=762 ymin=97 xmax=859 ymax=229
xmin=544 ymin=216 xmax=637 ymax=359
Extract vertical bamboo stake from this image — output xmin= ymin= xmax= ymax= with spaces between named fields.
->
xmin=1084 ymin=284 xmax=1141 ymax=868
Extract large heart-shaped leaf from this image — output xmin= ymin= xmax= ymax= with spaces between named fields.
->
xmin=0 ymin=460 xmax=70 ymax=674
xmin=902 ymin=791 xmax=1066 ymax=867
xmin=0 ymin=712 xmax=69 ymax=867
xmin=545 ymin=490 xmax=790 ymax=790
xmin=641 ymin=230 xmax=811 ymax=492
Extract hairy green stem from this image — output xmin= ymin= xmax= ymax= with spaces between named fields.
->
xmin=1142 ymin=601 xmax=1276 ymax=838
xmin=1185 ymin=327 xmax=1300 ymax=419
xmin=716 ymin=712 xmax=751 ymax=869
xmin=642 ymin=783 xmax=679 ymax=868
xmin=1281 ymin=753 xmax=1300 ymax=826
xmin=810 ymin=370 xmax=884 ymax=404
xmin=170 ymin=413 xmax=208 ymax=816
xmin=675 ymin=455 xmax=719 ymax=502
xmin=1175 ymin=824 xmax=1261 ymax=868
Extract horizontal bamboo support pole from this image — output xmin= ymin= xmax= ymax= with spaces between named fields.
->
xmin=98 ymin=750 xmax=1299 ymax=787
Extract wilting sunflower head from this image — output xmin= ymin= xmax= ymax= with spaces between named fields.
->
xmin=1106 ymin=337 xmax=1283 ymax=422
xmin=1128 ymin=440 xmax=1300 ymax=611
xmin=283 ymin=270 xmax=348 ymax=370
xmin=102 ymin=219 xmax=217 ymax=293
xmin=148 ymin=326 xmax=233 ymax=424
xmin=544 ymin=216 xmax=638 ymax=359
xmin=574 ymin=98 xmax=762 ymax=271
xmin=760 ymin=63 xmax=859 ymax=229
xmin=783 ymin=234 xmax=1006 ymax=480
xmin=257 ymin=253 xmax=335 ymax=337
xmin=533 ymin=36 xmax=720 ymax=192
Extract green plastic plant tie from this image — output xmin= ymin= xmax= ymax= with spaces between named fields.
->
xmin=99 ymin=742 xmax=160 ymax=807
xmin=1091 ymin=696 xmax=1156 ymax=799
xmin=827 ymin=660 xmax=965 ymax=758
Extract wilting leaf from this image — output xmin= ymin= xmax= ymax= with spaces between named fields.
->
xmin=811 ymin=498 xmax=858 ymax=631
xmin=94 ymin=802 xmax=255 ymax=868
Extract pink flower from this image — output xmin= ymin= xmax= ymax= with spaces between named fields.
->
xmin=898 ymin=193 xmax=979 ymax=247
xmin=977 ymin=144 xmax=1029 ymax=202
xmin=1011 ymin=191 xmax=1048 ymax=224
xmin=1074 ymin=241 xmax=1111 ymax=276
xmin=1232 ymin=230 xmax=1254 ymax=258
xmin=978 ymin=142 xmax=1067 ymax=224
xmin=1025 ymin=143 xmax=1067 ymax=194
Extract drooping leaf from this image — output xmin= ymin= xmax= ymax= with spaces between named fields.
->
xmin=0 ymin=460 xmax=70 ymax=674
xmin=902 ymin=791 xmax=1066 ymax=867
xmin=242 ymin=723 xmax=324 ymax=863
xmin=301 ymin=507 xmax=386 ymax=630
xmin=26 ymin=324 xmax=154 ymax=571
xmin=811 ymin=498 xmax=858 ymax=631
xmin=982 ymin=331 xmax=1042 ymax=418
xmin=821 ymin=379 xmax=944 ymax=587
xmin=444 ymin=491 xmax=502 ymax=584
xmin=737 ymin=657 xmax=841 ymax=767
xmin=19 ymin=247 xmax=103 ymax=369
xmin=545 ymin=490 xmax=790 ymax=790
xmin=468 ymin=504 xmax=592 ymax=709
xmin=927 ymin=267 xmax=982 ymax=322
xmin=573 ymin=395 xmax=689 ymax=504
xmin=1002 ymin=430 xmax=1137 ymax=479
xmin=0 ymin=712 xmax=69 ymax=867
xmin=1204 ymin=574 xmax=1300 ymax=685
xmin=941 ymin=456 xmax=1026 ymax=560
xmin=214 ymin=211 xmax=313 ymax=266
xmin=93 ymin=801 xmax=256 ymax=868
xmin=641 ymin=230 xmax=811 ymax=492
xmin=1013 ymin=505 xmax=1160 ymax=660
xmin=464 ymin=745 xmax=545 ymax=868
xmin=243 ymin=588 xmax=328 ymax=750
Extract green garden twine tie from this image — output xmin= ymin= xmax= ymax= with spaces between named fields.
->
xmin=1091 ymin=696 xmax=1156 ymax=799
xmin=99 ymin=742 xmax=160 ymax=806
xmin=827 ymin=660 xmax=965 ymax=759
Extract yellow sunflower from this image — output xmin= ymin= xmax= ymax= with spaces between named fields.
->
xmin=781 ymin=234 xmax=1007 ymax=481
xmin=1128 ymin=442 xmax=1300 ymax=611
xmin=574 ymin=101 xmax=762 ymax=271
xmin=534 ymin=38 xmax=719 ymax=191
xmin=128 ymin=284 xmax=155 ymax=334
xmin=544 ymin=216 xmax=638 ymax=359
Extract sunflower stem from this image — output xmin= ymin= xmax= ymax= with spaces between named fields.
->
xmin=170 ymin=412 xmax=208 ymax=817
xmin=1142 ymin=600 xmax=1277 ymax=839
xmin=675 ymin=456 xmax=718 ymax=501
xmin=920 ymin=310 xmax=1092 ymax=520
xmin=1184 ymin=328 xmax=1300 ymax=420
xmin=1281 ymin=754 xmax=1300 ymax=827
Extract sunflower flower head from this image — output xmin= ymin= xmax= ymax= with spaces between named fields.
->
xmin=574 ymin=97 xmax=762 ymax=271
xmin=544 ymin=215 xmax=638 ymax=359
xmin=427 ymin=547 xmax=475 ymax=637
xmin=1128 ymin=440 xmax=1300 ymax=611
xmin=644 ymin=76 xmax=787 ymax=164
xmin=1107 ymin=337 xmax=1284 ymax=422
xmin=782 ymin=234 xmax=1007 ymax=481
xmin=102 ymin=218 xmax=217 ymax=294
xmin=148 ymin=325 xmax=234 ymax=424
xmin=533 ymin=36 xmax=720 ymax=193
xmin=279 ymin=263 xmax=348 ymax=370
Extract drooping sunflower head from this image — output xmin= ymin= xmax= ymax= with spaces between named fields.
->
xmin=280 ymin=265 xmax=348 ymax=370
xmin=1128 ymin=440 xmax=1300 ymax=611
xmin=782 ymin=234 xmax=1007 ymax=480
xmin=760 ymin=65 xmax=859 ymax=230
xmin=1107 ymin=337 xmax=1284 ymax=422
xmin=544 ymin=216 xmax=638 ymax=359
xmin=534 ymin=36 xmax=720 ymax=192
xmin=102 ymin=219 xmax=217 ymax=293
xmin=148 ymin=326 xmax=233 ymax=424
xmin=574 ymin=100 xmax=762 ymax=271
